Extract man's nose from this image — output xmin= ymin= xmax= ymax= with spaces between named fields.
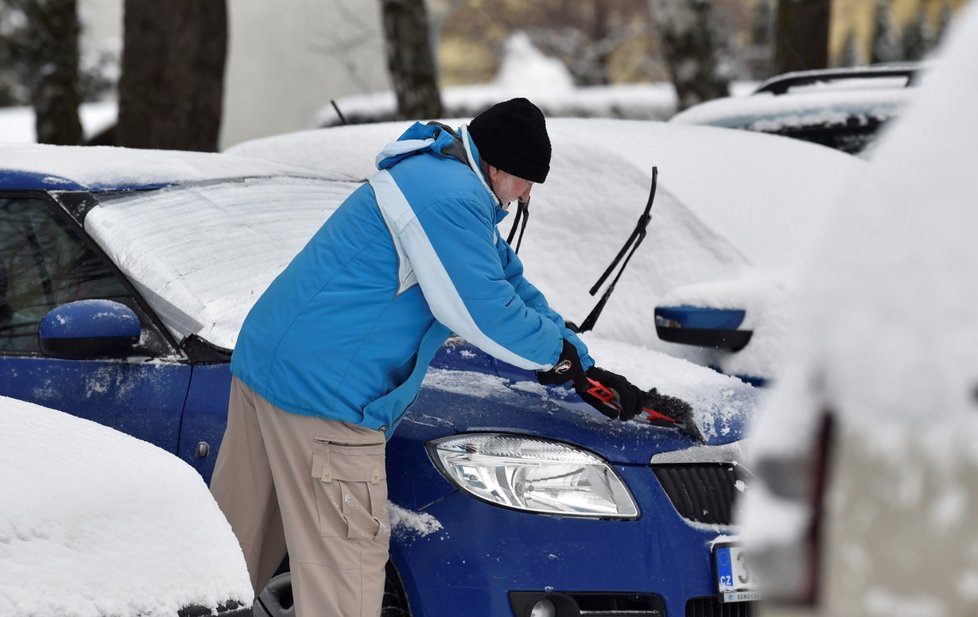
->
xmin=519 ymin=182 xmax=533 ymax=201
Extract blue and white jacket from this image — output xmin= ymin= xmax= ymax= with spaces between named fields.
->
xmin=231 ymin=122 xmax=592 ymax=438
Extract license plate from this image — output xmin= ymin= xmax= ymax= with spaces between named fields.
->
xmin=714 ymin=543 xmax=761 ymax=603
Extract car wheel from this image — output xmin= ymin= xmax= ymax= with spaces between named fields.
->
xmin=381 ymin=561 xmax=411 ymax=617
xmin=251 ymin=562 xmax=410 ymax=617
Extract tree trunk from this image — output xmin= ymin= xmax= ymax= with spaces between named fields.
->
xmin=116 ymin=0 xmax=227 ymax=151
xmin=652 ymin=0 xmax=729 ymax=112
xmin=24 ymin=0 xmax=83 ymax=145
xmin=380 ymin=0 xmax=443 ymax=121
xmin=775 ymin=0 xmax=830 ymax=74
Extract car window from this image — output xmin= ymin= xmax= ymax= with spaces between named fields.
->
xmin=0 ymin=196 xmax=141 ymax=353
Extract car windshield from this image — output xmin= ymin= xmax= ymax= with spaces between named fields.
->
xmin=88 ymin=176 xmax=359 ymax=349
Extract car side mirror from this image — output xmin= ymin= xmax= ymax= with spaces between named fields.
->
xmin=654 ymin=305 xmax=753 ymax=352
xmin=39 ymin=300 xmax=141 ymax=359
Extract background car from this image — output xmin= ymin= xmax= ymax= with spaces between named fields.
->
xmin=0 ymin=141 xmax=761 ymax=617
xmin=0 ymin=394 xmax=252 ymax=617
xmin=229 ymin=118 xmax=862 ymax=385
xmin=738 ymin=5 xmax=978 ymax=617
xmin=670 ymin=64 xmax=920 ymax=156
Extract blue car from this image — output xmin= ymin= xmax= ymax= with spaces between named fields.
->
xmin=0 ymin=142 xmax=760 ymax=617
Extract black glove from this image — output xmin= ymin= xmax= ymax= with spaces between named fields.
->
xmin=536 ymin=339 xmax=589 ymax=390
xmin=577 ymin=366 xmax=645 ymax=421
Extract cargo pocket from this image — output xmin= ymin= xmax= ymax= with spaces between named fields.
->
xmin=311 ymin=439 xmax=389 ymax=541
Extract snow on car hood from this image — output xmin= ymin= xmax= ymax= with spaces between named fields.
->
xmin=416 ymin=335 xmax=760 ymax=464
xmin=0 ymin=396 xmax=252 ymax=617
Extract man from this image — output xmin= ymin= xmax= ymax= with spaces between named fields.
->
xmin=211 ymin=98 xmax=655 ymax=616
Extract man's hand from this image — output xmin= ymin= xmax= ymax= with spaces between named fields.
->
xmin=577 ymin=366 xmax=645 ymax=421
xmin=536 ymin=339 xmax=589 ymax=390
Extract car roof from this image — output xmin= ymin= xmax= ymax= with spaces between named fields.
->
xmin=0 ymin=142 xmax=332 ymax=192
xmin=752 ymin=63 xmax=920 ymax=95
xmin=670 ymin=64 xmax=921 ymax=134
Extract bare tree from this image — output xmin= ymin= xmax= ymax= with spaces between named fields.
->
xmin=651 ymin=0 xmax=729 ymax=111
xmin=380 ymin=0 xmax=443 ymax=120
xmin=1 ymin=0 xmax=83 ymax=144
xmin=870 ymin=0 xmax=900 ymax=64
xmin=116 ymin=0 xmax=227 ymax=151
xmin=774 ymin=0 xmax=830 ymax=73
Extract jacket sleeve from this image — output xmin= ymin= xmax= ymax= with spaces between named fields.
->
xmin=498 ymin=238 xmax=595 ymax=370
xmin=374 ymin=173 xmax=563 ymax=370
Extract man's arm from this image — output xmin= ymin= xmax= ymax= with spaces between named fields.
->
xmin=497 ymin=236 xmax=594 ymax=370
xmin=372 ymin=171 xmax=562 ymax=370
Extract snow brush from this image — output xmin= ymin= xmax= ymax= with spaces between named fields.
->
xmin=586 ymin=377 xmax=706 ymax=442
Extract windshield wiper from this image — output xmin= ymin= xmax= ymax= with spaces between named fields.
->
xmin=576 ymin=166 xmax=658 ymax=333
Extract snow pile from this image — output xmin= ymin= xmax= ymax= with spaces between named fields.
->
xmin=388 ymin=503 xmax=444 ymax=540
xmin=493 ymin=32 xmax=575 ymax=95
xmin=0 ymin=396 xmax=252 ymax=617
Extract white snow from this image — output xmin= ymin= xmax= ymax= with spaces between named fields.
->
xmin=738 ymin=2 xmax=978 ymax=609
xmin=0 ymin=396 xmax=252 ymax=617
xmin=670 ymin=87 xmax=912 ymax=132
xmin=0 ymin=101 xmax=117 ymax=144
xmin=0 ymin=141 xmax=322 ymax=190
xmin=227 ymin=119 xmax=859 ymax=381
xmin=387 ymin=503 xmax=444 ymax=540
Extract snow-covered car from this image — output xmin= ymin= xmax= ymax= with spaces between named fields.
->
xmin=229 ymin=118 xmax=862 ymax=385
xmin=670 ymin=64 xmax=920 ymax=156
xmin=0 ymin=395 xmax=252 ymax=617
xmin=738 ymin=6 xmax=978 ymax=617
xmin=0 ymin=143 xmax=760 ymax=617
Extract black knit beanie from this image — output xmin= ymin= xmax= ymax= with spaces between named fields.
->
xmin=468 ymin=98 xmax=551 ymax=183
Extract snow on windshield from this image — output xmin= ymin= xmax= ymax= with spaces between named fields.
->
xmin=86 ymin=176 xmax=358 ymax=346
xmin=0 ymin=396 xmax=252 ymax=617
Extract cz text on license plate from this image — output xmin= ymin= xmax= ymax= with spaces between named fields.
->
xmin=714 ymin=543 xmax=761 ymax=603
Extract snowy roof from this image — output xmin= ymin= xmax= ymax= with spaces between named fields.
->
xmin=670 ymin=87 xmax=913 ymax=132
xmin=0 ymin=396 xmax=252 ymax=616
xmin=0 ymin=142 xmax=329 ymax=191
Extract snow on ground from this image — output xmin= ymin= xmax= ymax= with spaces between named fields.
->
xmin=0 ymin=101 xmax=116 ymax=143
xmin=0 ymin=396 xmax=252 ymax=617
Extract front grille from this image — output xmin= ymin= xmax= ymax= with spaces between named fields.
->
xmin=686 ymin=597 xmax=756 ymax=617
xmin=652 ymin=463 xmax=749 ymax=525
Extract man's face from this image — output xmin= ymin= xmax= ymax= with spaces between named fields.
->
xmin=487 ymin=165 xmax=533 ymax=210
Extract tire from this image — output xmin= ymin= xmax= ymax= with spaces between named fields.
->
xmin=252 ymin=561 xmax=410 ymax=617
xmin=381 ymin=560 xmax=412 ymax=617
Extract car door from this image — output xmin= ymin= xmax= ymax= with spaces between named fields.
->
xmin=0 ymin=191 xmax=192 ymax=453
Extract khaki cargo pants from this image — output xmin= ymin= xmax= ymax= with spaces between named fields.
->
xmin=211 ymin=377 xmax=390 ymax=617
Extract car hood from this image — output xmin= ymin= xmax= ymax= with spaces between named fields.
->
xmin=408 ymin=336 xmax=760 ymax=465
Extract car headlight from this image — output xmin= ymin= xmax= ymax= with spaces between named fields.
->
xmin=426 ymin=433 xmax=638 ymax=518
